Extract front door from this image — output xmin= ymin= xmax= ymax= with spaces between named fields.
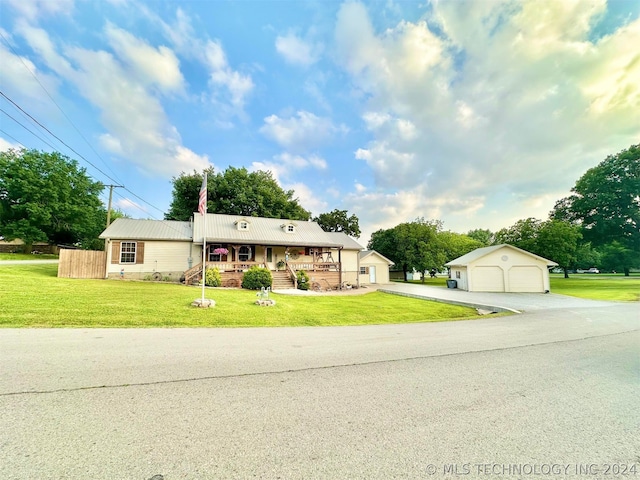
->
xmin=369 ymin=265 xmax=376 ymax=283
xmin=266 ymin=247 xmax=274 ymax=270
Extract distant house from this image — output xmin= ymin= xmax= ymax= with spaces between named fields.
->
xmin=445 ymin=244 xmax=557 ymax=293
xmin=0 ymin=238 xmax=58 ymax=254
xmin=99 ymin=214 xmax=386 ymax=289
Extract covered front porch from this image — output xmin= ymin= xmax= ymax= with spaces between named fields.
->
xmin=183 ymin=243 xmax=342 ymax=288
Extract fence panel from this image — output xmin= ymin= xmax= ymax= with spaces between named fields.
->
xmin=58 ymin=249 xmax=106 ymax=279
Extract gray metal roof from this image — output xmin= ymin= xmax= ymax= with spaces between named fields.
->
xmin=192 ymin=213 xmax=343 ymax=247
xmin=99 ymin=218 xmax=192 ymax=241
xmin=325 ymin=232 xmax=364 ymax=250
xmin=445 ymin=244 xmax=557 ymax=266
xmin=360 ymin=249 xmax=395 ymax=265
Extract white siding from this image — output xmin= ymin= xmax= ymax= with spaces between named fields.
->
xmin=466 ymin=246 xmax=551 ymax=292
xmin=107 ymin=240 xmax=193 ymax=278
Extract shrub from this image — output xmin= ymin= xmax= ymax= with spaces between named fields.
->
xmin=204 ymin=267 xmax=222 ymax=287
xmin=242 ymin=266 xmax=272 ymax=290
xmin=296 ymin=270 xmax=310 ymax=290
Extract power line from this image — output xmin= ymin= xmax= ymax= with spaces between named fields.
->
xmin=0 ymin=129 xmax=24 ymax=147
xmin=0 ymin=90 xmax=121 ymax=184
xmin=0 ymin=30 xmax=123 ymax=184
xmin=0 ymin=108 xmax=58 ymax=150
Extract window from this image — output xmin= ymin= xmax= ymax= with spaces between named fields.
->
xmin=239 ymin=246 xmax=251 ymax=262
xmin=287 ymin=225 xmax=295 ymax=232
xmin=120 ymin=242 xmax=136 ymax=264
xmin=209 ymin=244 xmax=222 ymax=262
xmin=239 ymin=221 xmax=248 ymax=230
xmin=360 ymin=267 xmax=369 ymax=274
xmin=456 ymin=271 xmax=461 ymax=279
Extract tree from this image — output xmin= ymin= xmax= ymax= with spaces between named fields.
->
xmin=0 ymin=149 xmax=105 ymax=251
xmin=493 ymin=218 xmax=542 ymax=253
xmin=368 ymin=218 xmax=443 ymax=281
xmin=467 ymin=228 xmax=494 ymax=246
xmin=165 ymin=167 xmax=311 ymax=221
xmin=552 ymin=144 xmax=640 ymax=274
xmin=313 ymin=209 xmax=361 ymax=237
xmin=439 ymin=231 xmax=483 ymax=263
xmin=536 ymin=220 xmax=582 ymax=278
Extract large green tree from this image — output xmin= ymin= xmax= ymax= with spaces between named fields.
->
xmin=536 ymin=220 xmax=582 ymax=278
xmin=166 ymin=167 xmax=311 ymax=221
xmin=552 ymin=144 xmax=640 ymax=274
xmin=368 ymin=218 xmax=443 ymax=281
xmin=313 ymin=209 xmax=361 ymax=237
xmin=0 ymin=149 xmax=105 ymax=250
xmin=493 ymin=217 xmax=542 ymax=252
xmin=467 ymin=228 xmax=494 ymax=246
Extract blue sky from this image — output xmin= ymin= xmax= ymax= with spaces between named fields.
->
xmin=1 ymin=0 xmax=638 ymax=243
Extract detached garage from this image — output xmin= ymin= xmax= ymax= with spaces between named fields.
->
xmin=445 ymin=244 xmax=557 ymax=293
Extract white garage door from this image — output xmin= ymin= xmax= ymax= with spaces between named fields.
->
xmin=472 ymin=266 xmax=504 ymax=292
xmin=508 ymin=266 xmax=544 ymax=292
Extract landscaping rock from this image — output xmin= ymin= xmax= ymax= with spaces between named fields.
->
xmin=255 ymin=299 xmax=276 ymax=306
xmin=192 ymin=298 xmax=216 ymax=308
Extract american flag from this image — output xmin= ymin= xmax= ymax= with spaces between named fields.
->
xmin=198 ymin=175 xmax=207 ymax=215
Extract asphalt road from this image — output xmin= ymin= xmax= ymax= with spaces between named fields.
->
xmin=1 ymin=303 xmax=638 ymax=479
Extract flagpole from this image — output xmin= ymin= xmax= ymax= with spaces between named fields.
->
xmin=200 ymin=172 xmax=207 ymax=303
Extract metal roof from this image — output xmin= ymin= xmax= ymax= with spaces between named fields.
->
xmin=445 ymin=244 xmax=557 ymax=266
xmin=325 ymin=232 xmax=364 ymax=250
xmin=99 ymin=218 xmax=192 ymax=241
xmin=192 ymin=213 xmax=343 ymax=247
xmin=360 ymin=249 xmax=395 ymax=265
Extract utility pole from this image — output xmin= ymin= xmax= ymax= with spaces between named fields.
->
xmin=104 ymin=184 xmax=124 ymax=227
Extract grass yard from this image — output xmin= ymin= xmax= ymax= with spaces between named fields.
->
xmin=550 ymin=274 xmax=640 ymax=302
xmin=0 ymin=264 xmax=480 ymax=328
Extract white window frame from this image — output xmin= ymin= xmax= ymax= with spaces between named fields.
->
xmin=209 ymin=244 xmax=222 ymax=262
xmin=120 ymin=242 xmax=136 ymax=264
xmin=238 ymin=221 xmax=249 ymax=230
xmin=238 ymin=245 xmax=251 ymax=262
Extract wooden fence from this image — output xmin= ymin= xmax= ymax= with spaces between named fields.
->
xmin=57 ymin=249 xmax=106 ymax=279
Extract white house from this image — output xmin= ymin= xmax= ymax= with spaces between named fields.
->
xmin=445 ymin=244 xmax=557 ymax=293
xmin=100 ymin=214 xmax=375 ymax=289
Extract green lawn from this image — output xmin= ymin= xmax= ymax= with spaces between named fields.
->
xmin=0 ymin=264 xmax=480 ymax=328
xmin=0 ymin=252 xmax=59 ymax=260
xmin=550 ymin=274 xmax=640 ymax=301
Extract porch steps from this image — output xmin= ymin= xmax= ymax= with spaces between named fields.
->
xmin=272 ymin=271 xmax=295 ymax=290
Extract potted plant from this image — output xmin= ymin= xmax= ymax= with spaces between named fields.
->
xmin=277 ymin=260 xmax=286 ymax=270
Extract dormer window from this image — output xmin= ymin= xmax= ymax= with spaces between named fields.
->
xmin=282 ymin=222 xmax=296 ymax=233
xmin=235 ymin=218 xmax=250 ymax=231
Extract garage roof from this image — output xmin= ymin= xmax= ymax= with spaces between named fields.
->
xmin=445 ymin=244 xmax=557 ymax=267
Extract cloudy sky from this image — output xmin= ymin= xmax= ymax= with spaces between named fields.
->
xmin=1 ymin=0 xmax=638 ymax=243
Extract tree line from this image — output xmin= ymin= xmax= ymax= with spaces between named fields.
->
xmin=1 ymin=144 xmax=637 ymax=275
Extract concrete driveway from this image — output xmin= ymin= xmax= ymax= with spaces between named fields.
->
xmin=379 ymin=282 xmax=619 ymax=312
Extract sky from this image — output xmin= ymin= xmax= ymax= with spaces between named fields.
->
xmin=1 ymin=0 xmax=638 ymax=244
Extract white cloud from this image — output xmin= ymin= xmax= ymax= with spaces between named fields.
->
xmin=15 ymin=22 xmax=210 ymax=177
xmin=105 ymin=24 xmax=185 ymax=93
xmin=335 ymin=0 xmax=640 ymax=235
xmin=275 ymin=33 xmax=320 ymax=66
xmin=153 ymin=8 xmax=254 ymax=112
xmin=114 ymin=197 xmax=147 ymax=215
xmin=0 ymin=136 xmax=24 ymax=151
xmin=260 ymin=111 xmax=347 ymax=152
xmin=4 ymin=0 xmax=74 ymax=21
xmin=250 ymin=152 xmax=327 ymax=182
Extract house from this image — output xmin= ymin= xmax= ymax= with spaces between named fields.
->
xmin=444 ymin=244 xmax=557 ymax=293
xmin=100 ymin=214 xmax=373 ymax=289
xmin=358 ymin=250 xmax=394 ymax=285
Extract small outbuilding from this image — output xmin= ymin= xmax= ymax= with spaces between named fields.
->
xmin=445 ymin=244 xmax=557 ymax=293
xmin=359 ymin=250 xmax=395 ymax=285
